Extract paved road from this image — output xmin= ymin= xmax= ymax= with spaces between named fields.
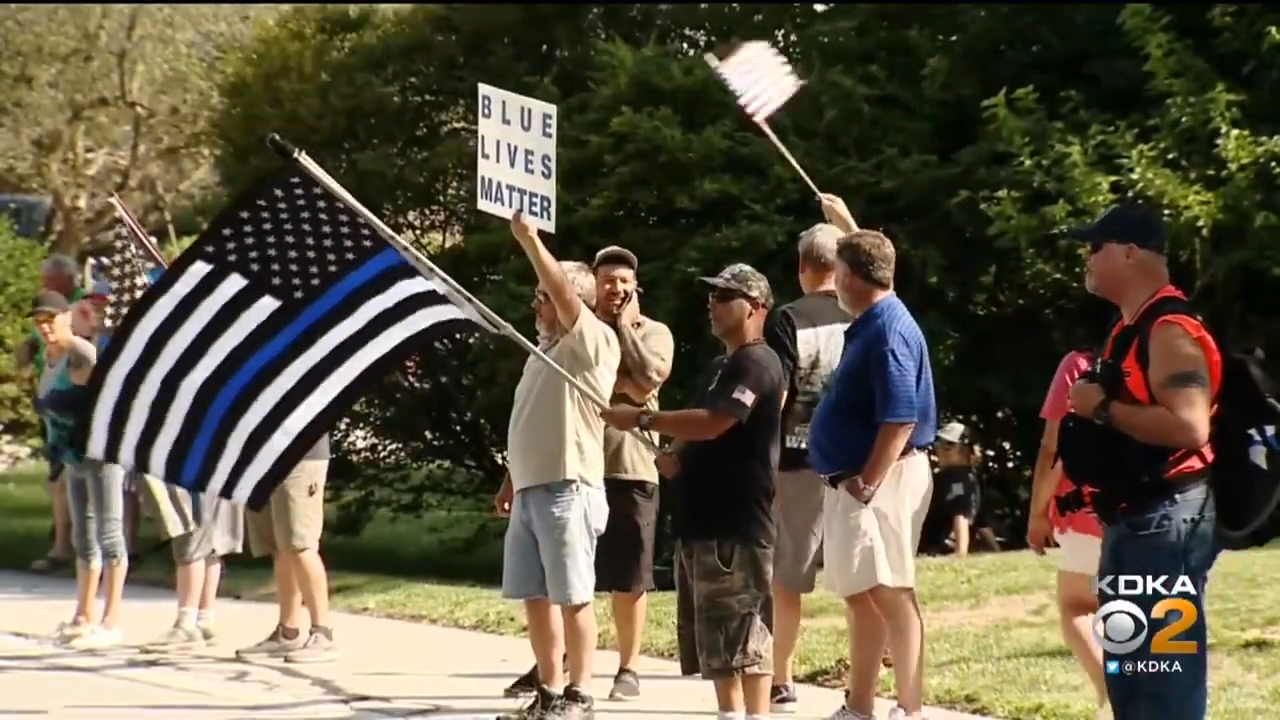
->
xmin=0 ymin=571 xmax=990 ymax=718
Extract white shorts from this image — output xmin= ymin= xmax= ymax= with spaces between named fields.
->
xmin=1054 ymin=529 xmax=1101 ymax=576
xmin=822 ymin=453 xmax=933 ymax=597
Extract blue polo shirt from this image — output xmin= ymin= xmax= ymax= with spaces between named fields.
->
xmin=808 ymin=294 xmax=937 ymax=475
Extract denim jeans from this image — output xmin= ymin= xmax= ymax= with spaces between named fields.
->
xmin=66 ymin=462 xmax=128 ymax=566
xmin=1098 ymin=482 xmax=1219 ymax=720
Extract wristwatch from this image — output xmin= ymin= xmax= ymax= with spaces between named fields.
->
xmin=1092 ymin=398 xmax=1114 ymax=426
xmin=637 ymin=411 xmax=655 ymax=431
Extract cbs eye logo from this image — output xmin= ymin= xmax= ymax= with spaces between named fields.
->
xmin=1093 ymin=598 xmax=1199 ymax=655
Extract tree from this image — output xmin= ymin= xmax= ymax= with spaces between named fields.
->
xmin=0 ymin=5 xmax=277 ymax=256
xmin=210 ymin=4 xmax=1280 ymax=546
xmin=0 ymin=222 xmax=46 ymax=441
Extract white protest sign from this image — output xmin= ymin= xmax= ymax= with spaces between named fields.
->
xmin=476 ymin=83 xmax=557 ymax=233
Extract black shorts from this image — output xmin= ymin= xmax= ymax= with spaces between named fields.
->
xmin=48 ymin=460 xmax=65 ymax=483
xmin=594 ymin=478 xmax=658 ymax=593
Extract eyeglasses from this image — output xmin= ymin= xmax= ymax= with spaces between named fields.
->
xmin=533 ymin=290 xmax=551 ymax=305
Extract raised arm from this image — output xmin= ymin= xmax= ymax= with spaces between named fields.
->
xmin=510 ymin=210 xmax=583 ymax=330
xmin=65 ymin=338 xmax=98 ymax=386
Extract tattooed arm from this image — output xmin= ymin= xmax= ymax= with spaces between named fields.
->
xmin=1109 ymin=321 xmax=1214 ymax=450
xmin=65 ymin=338 xmax=99 ymax=385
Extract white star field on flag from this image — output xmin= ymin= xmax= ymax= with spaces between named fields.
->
xmin=98 ymin=223 xmax=157 ymax=328
xmin=202 ymin=175 xmax=379 ymax=302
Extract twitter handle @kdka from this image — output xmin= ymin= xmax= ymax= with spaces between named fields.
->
xmin=1106 ymin=659 xmax=1184 ymax=675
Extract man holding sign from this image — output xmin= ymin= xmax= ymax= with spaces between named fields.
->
xmin=493 ymin=211 xmax=619 ymax=718
xmin=477 ymin=83 xmax=557 ymax=232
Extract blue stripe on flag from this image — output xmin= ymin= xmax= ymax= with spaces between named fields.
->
xmin=177 ymin=247 xmax=403 ymax=489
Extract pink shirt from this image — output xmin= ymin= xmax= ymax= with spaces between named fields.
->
xmin=1039 ymin=350 xmax=1103 ymax=538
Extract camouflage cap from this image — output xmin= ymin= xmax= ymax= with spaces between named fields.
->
xmin=697 ymin=263 xmax=774 ymax=308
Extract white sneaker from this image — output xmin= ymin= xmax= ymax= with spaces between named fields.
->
xmin=142 ymin=625 xmax=204 ymax=652
xmin=827 ymin=706 xmax=871 ymax=720
xmin=886 ymin=708 xmax=924 ymax=720
xmin=65 ymin=625 xmax=124 ymax=650
xmin=51 ymin=621 xmax=92 ymax=643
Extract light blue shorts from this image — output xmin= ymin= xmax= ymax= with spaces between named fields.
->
xmin=501 ymin=480 xmax=608 ymax=606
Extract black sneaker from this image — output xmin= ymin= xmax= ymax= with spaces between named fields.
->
xmin=770 ymin=683 xmax=799 ymax=714
xmin=503 ymin=664 xmax=541 ymax=698
xmin=498 ymin=684 xmax=557 ymax=719
xmin=608 ymin=667 xmax=640 ymax=701
xmin=544 ymin=686 xmax=594 ymax=719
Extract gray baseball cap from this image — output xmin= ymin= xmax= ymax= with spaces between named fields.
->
xmin=30 ymin=291 xmax=71 ymax=317
xmin=592 ymin=245 xmax=639 ymax=271
xmin=697 ymin=263 xmax=773 ymax=307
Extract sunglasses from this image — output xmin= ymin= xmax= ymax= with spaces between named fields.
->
xmin=533 ymin=289 xmax=551 ymax=305
xmin=709 ymin=289 xmax=752 ymax=304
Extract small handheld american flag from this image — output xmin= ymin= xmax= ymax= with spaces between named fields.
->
xmin=706 ymin=41 xmax=804 ymax=124
xmin=704 ymin=41 xmax=819 ymax=195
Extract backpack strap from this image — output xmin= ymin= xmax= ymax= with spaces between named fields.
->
xmin=1131 ymin=295 xmax=1200 ymax=402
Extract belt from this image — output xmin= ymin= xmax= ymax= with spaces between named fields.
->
xmin=820 ymin=447 xmax=924 ymax=488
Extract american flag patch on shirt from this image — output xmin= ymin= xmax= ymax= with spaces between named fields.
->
xmin=732 ymin=385 xmax=757 ymax=405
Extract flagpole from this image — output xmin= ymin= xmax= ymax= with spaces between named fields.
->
xmin=703 ymin=53 xmax=821 ymax=197
xmin=264 ymin=134 xmax=663 ymax=456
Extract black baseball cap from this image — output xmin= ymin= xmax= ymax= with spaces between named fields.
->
xmin=30 ymin=291 xmax=71 ymax=316
xmin=1065 ymin=204 xmax=1167 ymax=255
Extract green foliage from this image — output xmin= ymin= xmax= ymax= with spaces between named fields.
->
xmin=211 ymin=5 xmax=1280 ymax=538
xmin=0 ymin=221 xmax=44 ymax=441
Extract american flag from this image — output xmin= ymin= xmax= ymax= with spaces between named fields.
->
xmin=82 ymin=169 xmax=480 ymax=509
xmin=97 ymin=201 xmax=162 ymax=329
xmin=707 ymin=41 xmax=804 ymax=123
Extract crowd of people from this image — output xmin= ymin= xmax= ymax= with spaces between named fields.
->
xmin=16 ymin=256 xmax=342 ymax=663
xmin=14 ymin=195 xmax=1223 ymax=720
xmin=486 ymin=197 xmax=1221 ymax=720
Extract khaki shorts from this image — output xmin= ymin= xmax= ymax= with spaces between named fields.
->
xmin=823 ymin=452 xmax=933 ymax=597
xmin=772 ymin=469 xmax=826 ymax=595
xmin=246 ymin=460 xmax=328 ymax=558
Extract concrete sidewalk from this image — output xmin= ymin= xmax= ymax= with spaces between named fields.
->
xmin=0 ymin=571 xmax=990 ymax=719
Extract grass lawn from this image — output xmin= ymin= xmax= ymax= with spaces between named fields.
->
xmin=2 ymin=464 xmax=1278 ymax=719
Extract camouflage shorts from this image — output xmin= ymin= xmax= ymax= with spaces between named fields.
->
xmin=675 ymin=539 xmax=773 ymax=679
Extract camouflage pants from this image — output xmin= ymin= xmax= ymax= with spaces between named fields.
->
xmin=675 ymin=539 xmax=773 ymax=679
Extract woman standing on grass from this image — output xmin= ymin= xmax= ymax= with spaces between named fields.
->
xmin=1028 ymin=307 xmax=1113 ymax=720
xmin=31 ymin=290 xmax=130 ymax=650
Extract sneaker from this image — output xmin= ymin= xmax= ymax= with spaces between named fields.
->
xmin=886 ymin=707 xmax=923 ymax=720
xmin=284 ymin=628 xmax=339 ymax=664
xmin=197 ymin=623 xmax=217 ymax=646
xmin=504 ymin=664 xmax=541 ymax=698
xmin=771 ymin=683 xmax=799 ymax=714
xmin=235 ymin=626 xmax=305 ymax=659
xmin=498 ymin=684 xmax=557 ymax=719
xmin=51 ymin=621 xmax=92 ymax=643
xmin=826 ymin=705 xmax=871 ymax=720
xmin=65 ymin=625 xmax=124 ymax=650
xmin=142 ymin=625 xmax=205 ymax=652
xmin=608 ymin=667 xmax=640 ymax=701
xmin=544 ymin=686 xmax=594 ymax=719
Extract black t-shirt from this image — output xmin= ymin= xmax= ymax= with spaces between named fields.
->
xmin=671 ymin=341 xmax=785 ymax=546
xmin=762 ymin=291 xmax=851 ymax=471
